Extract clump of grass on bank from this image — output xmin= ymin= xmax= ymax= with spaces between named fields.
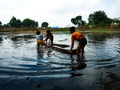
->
xmin=76 ymin=28 xmax=120 ymax=33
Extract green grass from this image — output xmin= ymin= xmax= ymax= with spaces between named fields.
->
xmin=77 ymin=28 xmax=120 ymax=33
xmin=0 ymin=27 xmax=120 ymax=34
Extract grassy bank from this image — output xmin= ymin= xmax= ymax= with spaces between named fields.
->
xmin=0 ymin=27 xmax=120 ymax=34
xmin=83 ymin=28 xmax=120 ymax=33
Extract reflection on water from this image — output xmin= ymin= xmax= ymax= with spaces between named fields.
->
xmin=70 ymin=55 xmax=86 ymax=77
xmin=0 ymin=32 xmax=120 ymax=78
xmin=86 ymin=33 xmax=120 ymax=69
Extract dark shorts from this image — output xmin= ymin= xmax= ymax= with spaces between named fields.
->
xmin=79 ymin=38 xmax=87 ymax=46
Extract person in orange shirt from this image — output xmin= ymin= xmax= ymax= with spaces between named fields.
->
xmin=69 ymin=26 xmax=87 ymax=55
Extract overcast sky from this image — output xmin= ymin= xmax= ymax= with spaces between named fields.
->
xmin=0 ymin=0 xmax=120 ymax=27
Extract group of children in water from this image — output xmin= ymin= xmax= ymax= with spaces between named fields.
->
xmin=36 ymin=26 xmax=87 ymax=55
xmin=36 ymin=30 xmax=53 ymax=48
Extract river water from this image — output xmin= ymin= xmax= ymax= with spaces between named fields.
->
xmin=0 ymin=31 xmax=120 ymax=79
xmin=0 ymin=31 xmax=120 ymax=90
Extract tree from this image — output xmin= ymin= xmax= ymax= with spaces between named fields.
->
xmin=110 ymin=17 xmax=120 ymax=28
xmin=16 ymin=19 xmax=22 ymax=28
xmin=113 ymin=17 xmax=120 ymax=26
xmin=41 ymin=22 xmax=49 ymax=28
xmin=9 ymin=16 xmax=22 ymax=28
xmin=71 ymin=18 xmax=78 ymax=25
xmin=107 ymin=18 xmax=113 ymax=26
xmin=71 ymin=15 xmax=85 ymax=27
xmin=88 ymin=10 xmax=108 ymax=27
xmin=76 ymin=16 xmax=82 ymax=27
xmin=22 ymin=18 xmax=38 ymax=28
xmin=9 ymin=16 xmax=17 ymax=27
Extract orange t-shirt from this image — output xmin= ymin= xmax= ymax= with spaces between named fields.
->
xmin=71 ymin=32 xmax=84 ymax=41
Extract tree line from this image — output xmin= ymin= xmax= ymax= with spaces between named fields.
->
xmin=0 ymin=16 xmax=49 ymax=28
xmin=0 ymin=10 xmax=120 ymax=28
xmin=71 ymin=10 xmax=120 ymax=29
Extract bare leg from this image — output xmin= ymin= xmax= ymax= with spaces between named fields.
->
xmin=76 ymin=44 xmax=82 ymax=55
xmin=81 ymin=46 xmax=85 ymax=53
xmin=37 ymin=44 xmax=40 ymax=50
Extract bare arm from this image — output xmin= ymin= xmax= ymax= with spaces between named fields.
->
xmin=70 ymin=39 xmax=74 ymax=51
xmin=44 ymin=34 xmax=49 ymax=41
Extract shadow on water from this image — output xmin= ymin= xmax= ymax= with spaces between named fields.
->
xmin=70 ymin=55 xmax=86 ymax=77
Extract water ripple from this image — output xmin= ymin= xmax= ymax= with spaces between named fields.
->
xmin=0 ymin=33 xmax=120 ymax=78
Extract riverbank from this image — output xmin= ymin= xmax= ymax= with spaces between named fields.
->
xmin=0 ymin=27 xmax=120 ymax=33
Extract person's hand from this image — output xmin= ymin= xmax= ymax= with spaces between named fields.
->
xmin=69 ymin=50 xmax=72 ymax=54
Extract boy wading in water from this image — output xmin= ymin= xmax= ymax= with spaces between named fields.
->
xmin=36 ymin=31 xmax=47 ymax=49
xmin=69 ymin=26 xmax=87 ymax=55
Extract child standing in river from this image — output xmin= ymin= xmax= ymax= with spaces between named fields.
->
xmin=44 ymin=30 xmax=54 ymax=46
xmin=69 ymin=26 xmax=87 ymax=55
xmin=36 ymin=30 xmax=47 ymax=48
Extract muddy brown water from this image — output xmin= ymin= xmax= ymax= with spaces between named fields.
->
xmin=0 ymin=32 xmax=120 ymax=90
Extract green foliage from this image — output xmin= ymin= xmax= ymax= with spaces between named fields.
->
xmin=22 ymin=18 xmax=38 ymax=28
xmin=76 ymin=16 xmax=82 ymax=27
xmin=5 ymin=16 xmax=38 ymax=28
xmin=113 ymin=18 xmax=120 ymax=27
xmin=9 ymin=16 xmax=19 ymax=27
xmin=16 ymin=19 xmax=22 ymax=28
xmin=8 ymin=16 xmax=22 ymax=28
xmin=88 ymin=10 xmax=109 ymax=27
xmin=71 ymin=15 xmax=86 ymax=27
xmin=41 ymin=22 xmax=49 ymax=28
xmin=98 ymin=22 xmax=107 ymax=27
xmin=71 ymin=18 xmax=77 ymax=25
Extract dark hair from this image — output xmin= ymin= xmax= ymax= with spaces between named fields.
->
xmin=46 ymin=30 xmax=51 ymax=34
xmin=69 ymin=26 xmax=75 ymax=32
xmin=36 ymin=31 xmax=40 ymax=35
